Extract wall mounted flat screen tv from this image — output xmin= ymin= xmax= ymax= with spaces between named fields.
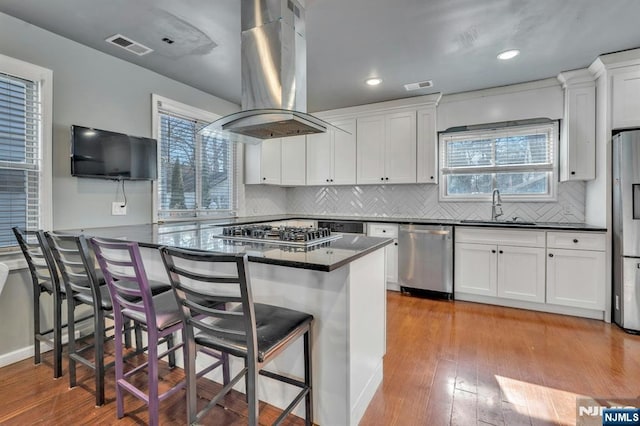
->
xmin=71 ymin=125 xmax=157 ymax=180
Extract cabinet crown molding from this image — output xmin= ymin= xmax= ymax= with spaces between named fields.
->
xmin=315 ymin=92 xmax=442 ymax=120
xmin=557 ymin=68 xmax=596 ymax=88
xmin=589 ymin=48 xmax=640 ymax=78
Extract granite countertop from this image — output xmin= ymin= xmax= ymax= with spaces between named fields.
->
xmin=60 ymin=214 xmax=605 ymax=272
xmin=162 ymin=214 xmax=606 ymax=232
xmin=63 ymin=222 xmax=393 ymax=272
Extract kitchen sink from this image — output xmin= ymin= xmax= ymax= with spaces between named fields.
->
xmin=459 ymin=219 xmax=537 ymax=226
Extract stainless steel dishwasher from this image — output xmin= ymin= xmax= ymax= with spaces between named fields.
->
xmin=398 ymin=224 xmax=453 ymax=299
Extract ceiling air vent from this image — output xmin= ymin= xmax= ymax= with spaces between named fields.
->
xmin=404 ymin=80 xmax=434 ymax=91
xmin=105 ymin=34 xmax=153 ymax=56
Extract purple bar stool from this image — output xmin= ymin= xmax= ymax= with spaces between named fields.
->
xmin=91 ymin=238 xmax=227 ymax=425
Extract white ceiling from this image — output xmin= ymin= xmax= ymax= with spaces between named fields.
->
xmin=1 ymin=0 xmax=640 ymax=112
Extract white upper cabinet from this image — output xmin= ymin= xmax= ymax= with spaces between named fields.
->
xmin=306 ymin=118 xmax=356 ymax=185
xmin=357 ymin=111 xmax=416 ymax=184
xmin=416 ymin=106 xmax=438 ymax=183
xmin=306 ymin=130 xmax=332 ymax=185
xmin=557 ymin=69 xmax=596 ymax=181
xmin=612 ymin=67 xmax=640 ymax=130
xmin=356 ymin=114 xmax=386 ymax=184
xmin=260 ymin=138 xmax=281 ymax=185
xmin=332 ymin=119 xmax=357 ymax=185
xmin=281 ymin=135 xmax=306 ymax=186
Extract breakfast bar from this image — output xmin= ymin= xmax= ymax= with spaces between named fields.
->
xmin=66 ymin=221 xmax=392 ymax=425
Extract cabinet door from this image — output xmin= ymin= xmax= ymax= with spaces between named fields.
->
xmin=306 ymin=131 xmax=332 ymax=185
xmin=386 ymin=240 xmax=398 ymax=284
xmin=497 ymin=246 xmax=546 ymax=303
xmin=561 ymin=86 xmax=595 ymax=181
xmin=356 ymin=115 xmax=386 ymax=184
xmin=612 ymin=68 xmax=640 ymax=130
xmin=244 ymin=143 xmax=262 ymax=184
xmin=417 ymin=106 xmax=438 ymax=183
xmin=546 ymin=248 xmax=605 ymax=310
xmin=384 ymin=111 xmax=417 ymax=183
xmin=281 ymin=136 xmax=306 ymax=185
xmin=454 ymin=243 xmax=497 ymax=296
xmin=332 ymin=119 xmax=357 ymax=185
xmin=260 ymin=138 xmax=281 ymax=184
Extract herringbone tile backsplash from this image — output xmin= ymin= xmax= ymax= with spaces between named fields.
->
xmin=285 ymin=182 xmax=585 ymax=222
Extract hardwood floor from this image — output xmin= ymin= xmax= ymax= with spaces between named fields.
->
xmin=361 ymin=292 xmax=640 ymax=425
xmin=1 ymin=292 xmax=640 ymax=425
xmin=0 ymin=343 xmax=303 ymax=425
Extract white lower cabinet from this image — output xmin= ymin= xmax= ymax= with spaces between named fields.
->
xmin=497 ymin=246 xmax=546 ymax=303
xmin=546 ymin=232 xmax=606 ymax=310
xmin=455 ymin=242 xmax=545 ymax=302
xmin=455 ymin=228 xmax=607 ymax=319
xmin=367 ymin=223 xmax=398 ymax=288
xmin=455 ymin=243 xmax=498 ymax=296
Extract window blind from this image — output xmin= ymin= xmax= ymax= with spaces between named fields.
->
xmin=439 ymin=121 xmax=558 ymax=199
xmin=0 ymin=72 xmax=41 ymax=247
xmin=157 ymin=106 xmax=236 ymax=219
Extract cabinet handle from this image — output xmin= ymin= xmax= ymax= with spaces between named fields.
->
xmin=262 ymin=177 xmax=266 ymax=181
xmin=382 ymin=229 xmax=386 ymax=233
xmin=331 ymin=179 xmax=334 ymax=182
xmin=573 ymin=238 xmax=579 ymax=243
xmin=380 ymin=177 xmax=384 ymax=181
xmin=499 ymin=250 xmax=504 ymax=254
xmin=571 ymin=171 xmax=576 ymax=175
xmin=394 ymin=242 xmax=398 ymax=246
xmin=385 ymin=177 xmax=389 ymax=181
xmin=549 ymin=253 xmax=554 ymax=258
xmin=326 ymin=179 xmax=330 ymax=182
xmin=430 ymin=176 xmax=434 ymax=180
xmin=491 ymin=249 xmax=496 ymax=253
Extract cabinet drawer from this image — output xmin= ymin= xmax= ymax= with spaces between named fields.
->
xmin=546 ymin=232 xmax=605 ymax=251
xmin=455 ymin=227 xmax=545 ymax=247
xmin=367 ymin=223 xmax=399 ymax=238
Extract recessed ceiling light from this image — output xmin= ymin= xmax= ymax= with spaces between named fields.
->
xmin=497 ymin=49 xmax=520 ymax=60
xmin=365 ymin=78 xmax=383 ymax=86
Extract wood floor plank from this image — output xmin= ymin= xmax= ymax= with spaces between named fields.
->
xmin=3 ymin=292 xmax=640 ymax=425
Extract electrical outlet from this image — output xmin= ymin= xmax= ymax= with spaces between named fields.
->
xmin=111 ymin=202 xmax=127 ymax=215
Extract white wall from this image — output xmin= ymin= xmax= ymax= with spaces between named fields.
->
xmin=0 ymin=12 xmax=239 ymax=230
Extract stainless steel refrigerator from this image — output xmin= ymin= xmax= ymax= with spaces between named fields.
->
xmin=613 ymin=129 xmax=640 ymax=332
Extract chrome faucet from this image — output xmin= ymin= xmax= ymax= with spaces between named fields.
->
xmin=491 ymin=189 xmax=503 ymax=221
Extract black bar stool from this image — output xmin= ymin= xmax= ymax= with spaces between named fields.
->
xmin=12 ymin=227 xmax=93 ymax=378
xmin=160 ymin=246 xmax=314 ymax=426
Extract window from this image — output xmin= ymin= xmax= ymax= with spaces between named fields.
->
xmin=0 ymin=55 xmax=52 ymax=248
xmin=439 ymin=121 xmax=558 ymax=201
xmin=152 ymin=95 xmax=236 ymax=220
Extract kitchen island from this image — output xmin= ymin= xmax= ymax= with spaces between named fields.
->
xmin=65 ymin=221 xmax=392 ymax=425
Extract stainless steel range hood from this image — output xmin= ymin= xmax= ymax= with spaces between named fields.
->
xmin=202 ymin=0 xmax=335 ymax=143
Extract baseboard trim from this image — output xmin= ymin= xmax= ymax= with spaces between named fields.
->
xmin=0 ymin=323 xmax=94 ymax=369
xmin=455 ymin=292 xmax=605 ymax=321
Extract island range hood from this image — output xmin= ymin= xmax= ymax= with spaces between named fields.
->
xmin=202 ymin=0 xmax=336 ymax=143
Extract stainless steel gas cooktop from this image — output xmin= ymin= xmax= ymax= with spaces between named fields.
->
xmin=213 ymin=224 xmax=342 ymax=247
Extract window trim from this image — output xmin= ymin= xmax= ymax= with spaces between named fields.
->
xmin=151 ymin=94 xmax=237 ymax=223
xmin=438 ymin=120 xmax=559 ymax=202
xmin=0 ymin=54 xmax=52 ymax=258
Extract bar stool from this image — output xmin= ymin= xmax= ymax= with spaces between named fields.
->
xmin=12 ymin=227 xmax=93 ymax=378
xmin=159 ymin=246 xmax=314 ymax=426
xmin=45 ymin=232 xmax=172 ymax=406
xmin=91 ymin=238 xmax=227 ymax=426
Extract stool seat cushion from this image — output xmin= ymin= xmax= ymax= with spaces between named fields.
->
xmin=195 ymin=303 xmax=313 ymax=363
xmin=122 ymin=290 xmax=182 ymax=331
